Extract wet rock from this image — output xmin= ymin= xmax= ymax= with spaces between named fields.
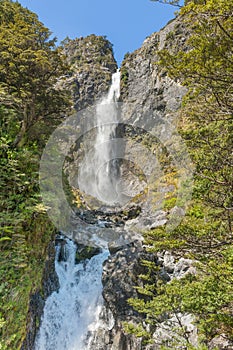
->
xmin=73 ymin=205 xmax=141 ymax=227
xmin=76 ymin=244 xmax=102 ymax=263
xmin=21 ymin=292 xmax=44 ymax=350
xmin=56 ymin=237 xmax=68 ymax=262
xmin=103 ymin=243 xmax=154 ymax=316
xmin=41 ymin=240 xmax=60 ymax=300
xmin=108 ymin=243 xmax=122 ymax=255
xmin=95 ymin=243 xmax=156 ymax=349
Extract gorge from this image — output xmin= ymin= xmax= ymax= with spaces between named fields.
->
xmin=1 ymin=1 xmax=232 ymax=349
xmin=26 ymin=17 xmax=197 ymax=350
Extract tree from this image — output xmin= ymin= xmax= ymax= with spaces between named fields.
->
xmin=150 ymin=0 xmax=182 ymax=7
xmin=127 ymin=0 xmax=233 ymax=346
xmin=150 ymin=0 xmax=206 ymax=7
xmin=159 ymin=0 xmax=233 ymax=230
xmin=0 ymin=0 xmax=71 ymax=146
xmin=0 ymin=2 xmax=71 ymax=347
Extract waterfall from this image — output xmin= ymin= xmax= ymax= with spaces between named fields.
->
xmin=35 ymin=72 xmax=122 ymax=350
xmin=35 ymin=238 xmax=109 ymax=350
xmin=78 ymin=70 xmax=121 ymax=205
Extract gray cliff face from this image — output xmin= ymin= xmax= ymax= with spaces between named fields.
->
xmin=111 ymin=17 xmax=190 ymax=216
xmin=60 ymin=35 xmax=118 ymax=200
xmin=120 ymin=17 xmax=187 ymax=130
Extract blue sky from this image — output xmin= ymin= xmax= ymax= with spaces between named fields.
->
xmin=17 ymin=0 xmax=177 ymax=65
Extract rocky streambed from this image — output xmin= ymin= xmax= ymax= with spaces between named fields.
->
xmin=21 ymin=205 xmax=199 ymax=350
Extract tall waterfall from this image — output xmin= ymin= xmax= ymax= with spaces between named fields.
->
xmin=78 ymin=70 xmax=121 ymax=205
xmin=35 ymin=238 xmax=109 ymax=350
xmin=35 ymin=72 xmax=121 ymax=350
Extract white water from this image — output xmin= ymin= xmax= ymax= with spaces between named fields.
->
xmin=78 ymin=70 xmax=121 ymax=205
xmin=36 ymin=73 xmax=121 ymax=350
xmin=35 ymin=239 xmax=109 ymax=350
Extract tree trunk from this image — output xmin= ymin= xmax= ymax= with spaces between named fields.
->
xmin=13 ymin=120 xmax=28 ymax=147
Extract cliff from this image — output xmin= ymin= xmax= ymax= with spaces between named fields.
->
xmin=23 ymin=11 xmax=233 ymax=350
xmin=87 ymin=16 xmax=197 ymax=350
xmin=62 ymin=34 xmax=117 ymax=111
xmin=120 ymin=17 xmax=188 ymax=125
xmin=27 ymin=16 xmax=192 ymax=350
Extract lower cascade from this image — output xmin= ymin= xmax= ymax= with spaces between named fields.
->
xmin=35 ymin=238 xmax=109 ymax=350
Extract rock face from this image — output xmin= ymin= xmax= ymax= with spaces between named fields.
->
xmin=209 ymin=335 xmax=233 ymax=350
xmin=88 ymin=242 xmax=155 ymax=350
xmin=109 ymin=16 xmax=191 ymax=223
xmin=87 ymin=244 xmax=197 ymax=350
xmin=102 ymin=243 xmax=154 ymax=323
xmin=62 ymin=35 xmax=118 ymax=111
xmin=21 ymin=241 xmax=59 ymax=350
xmin=120 ymin=17 xmax=188 ymax=129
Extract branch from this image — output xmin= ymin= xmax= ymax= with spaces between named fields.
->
xmin=195 ymin=172 xmax=230 ymax=186
xmin=216 ymin=20 xmax=233 ymax=41
xmin=150 ymin=0 xmax=182 ymax=8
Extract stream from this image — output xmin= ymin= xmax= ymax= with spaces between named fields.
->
xmin=35 ymin=238 xmax=109 ymax=350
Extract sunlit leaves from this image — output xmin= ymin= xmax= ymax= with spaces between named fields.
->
xmin=0 ymin=0 xmax=71 ymax=146
xmin=127 ymin=0 xmax=233 ymax=347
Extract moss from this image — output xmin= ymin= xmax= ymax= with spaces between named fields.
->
xmin=76 ymin=246 xmax=101 ymax=263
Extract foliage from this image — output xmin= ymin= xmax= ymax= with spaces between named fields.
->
xmin=62 ymin=34 xmax=115 ymax=69
xmin=150 ymin=0 xmax=206 ymax=7
xmin=150 ymin=0 xmax=182 ymax=7
xmin=127 ymin=0 xmax=233 ymax=347
xmin=0 ymin=106 xmax=57 ymax=349
xmin=0 ymin=1 xmax=71 ymax=348
xmin=159 ymin=0 xmax=233 ymax=230
xmin=0 ymin=0 xmax=71 ymax=146
xmin=120 ymin=66 xmax=129 ymax=89
xmin=127 ymin=250 xmax=233 ymax=346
